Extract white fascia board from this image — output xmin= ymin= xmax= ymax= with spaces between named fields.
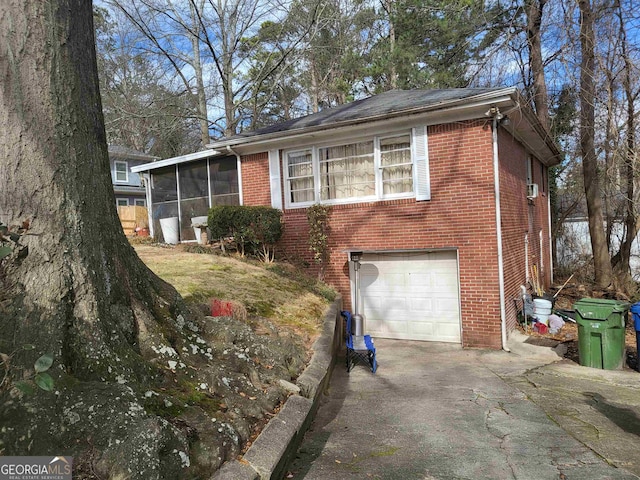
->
xmin=109 ymin=152 xmax=159 ymax=162
xmin=207 ymin=90 xmax=518 ymax=154
xmin=130 ymin=149 xmax=223 ymax=173
xmin=239 ymin=97 xmax=516 ymax=156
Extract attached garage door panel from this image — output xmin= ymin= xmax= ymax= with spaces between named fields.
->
xmin=356 ymin=251 xmax=461 ymax=343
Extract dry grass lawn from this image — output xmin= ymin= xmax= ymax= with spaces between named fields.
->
xmin=134 ymin=244 xmax=334 ymax=345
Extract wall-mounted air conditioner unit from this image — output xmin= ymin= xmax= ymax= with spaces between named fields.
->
xmin=527 ymin=183 xmax=539 ymax=199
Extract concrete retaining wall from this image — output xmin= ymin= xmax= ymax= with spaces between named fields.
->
xmin=212 ymin=297 xmax=343 ymax=479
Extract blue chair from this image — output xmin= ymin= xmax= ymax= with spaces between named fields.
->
xmin=341 ymin=311 xmax=377 ymax=373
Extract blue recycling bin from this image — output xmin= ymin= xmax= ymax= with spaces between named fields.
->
xmin=630 ymin=303 xmax=640 ymax=371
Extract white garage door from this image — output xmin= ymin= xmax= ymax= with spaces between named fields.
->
xmin=352 ymin=251 xmax=461 ymax=343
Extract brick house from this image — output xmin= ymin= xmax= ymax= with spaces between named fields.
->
xmin=132 ymin=88 xmax=559 ymax=349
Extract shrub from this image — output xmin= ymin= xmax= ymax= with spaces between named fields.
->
xmin=208 ymin=206 xmax=283 ymax=261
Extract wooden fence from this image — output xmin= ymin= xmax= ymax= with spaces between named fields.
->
xmin=117 ymin=206 xmax=149 ymax=236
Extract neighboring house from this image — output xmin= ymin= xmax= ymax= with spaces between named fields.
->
xmin=132 ymin=88 xmax=560 ymax=349
xmin=108 ymin=145 xmax=158 ymax=207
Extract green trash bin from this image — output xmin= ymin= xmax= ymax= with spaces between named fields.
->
xmin=573 ymin=298 xmax=628 ymax=370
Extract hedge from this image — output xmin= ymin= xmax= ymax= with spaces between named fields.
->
xmin=208 ymin=205 xmax=283 ymax=259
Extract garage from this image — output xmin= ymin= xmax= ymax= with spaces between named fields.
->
xmin=351 ymin=250 xmax=461 ymax=343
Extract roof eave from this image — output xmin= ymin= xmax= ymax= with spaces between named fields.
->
xmin=503 ymin=90 xmax=562 ymax=166
xmin=130 ymin=149 xmax=224 ymax=173
xmin=206 ymin=88 xmax=519 ymax=151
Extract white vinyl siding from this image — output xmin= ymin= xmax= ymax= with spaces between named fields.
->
xmin=284 ymin=127 xmax=429 ymax=208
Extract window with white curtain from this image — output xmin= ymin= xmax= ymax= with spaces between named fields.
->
xmin=284 ymin=129 xmax=425 ymax=207
xmin=379 ymin=134 xmax=412 ymax=195
xmin=287 ymin=149 xmax=314 ymax=204
xmin=319 ymin=141 xmax=374 ymax=200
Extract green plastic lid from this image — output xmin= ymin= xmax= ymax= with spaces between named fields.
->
xmin=574 ymin=297 xmax=629 ymax=320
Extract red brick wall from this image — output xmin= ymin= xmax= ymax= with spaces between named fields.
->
xmin=241 ymin=152 xmax=271 ymax=206
xmin=237 ymin=120 xmax=551 ymax=349
xmin=498 ymin=128 xmax=551 ymax=333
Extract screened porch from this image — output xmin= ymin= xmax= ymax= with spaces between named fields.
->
xmin=142 ymin=154 xmax=240 ymax=243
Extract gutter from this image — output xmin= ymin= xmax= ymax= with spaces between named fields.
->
xmin=512 ymin=90 xmax=561 ymax=159
xmin=492 ymin=113 xmax=510 ymax=353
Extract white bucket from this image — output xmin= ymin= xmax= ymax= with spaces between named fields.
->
xmin=159 ymin=216 xmax=179 ymax=244
xmin=533 ymin=298 xmax=552 ymax=325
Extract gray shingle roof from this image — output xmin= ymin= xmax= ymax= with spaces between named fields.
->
xmin=108 ymin=145 xmax=158 ymax=160
xmin=232 ymin=88 xmax=503 ymax=139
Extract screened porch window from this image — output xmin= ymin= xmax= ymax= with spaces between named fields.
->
xmin=179 ymin=160 xmax=209 ymax=241
xmin=210 ymin=157 xmax=240 ymax=205
xmin=149 ymin=155 xmax=239 ymax=242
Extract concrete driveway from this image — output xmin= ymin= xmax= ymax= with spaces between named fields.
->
xmin=285 ymin=337 xmax=639 ymax=479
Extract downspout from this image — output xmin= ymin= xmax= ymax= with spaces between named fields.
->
xmin=548 ymin=191 xmax=553 ymax=283
xmin=525 ymin=232 xmax=529 ymax=285
xmin=227 ymin=146 xmax=243 ymax=205
xmin=492 ymin=114 xmax=510 ymax=352
xmin=143 ymin=173 xmax=154 ymax=238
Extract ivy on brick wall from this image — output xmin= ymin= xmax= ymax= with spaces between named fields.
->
xmin=307 ymin=204 xmax=331 ymax=279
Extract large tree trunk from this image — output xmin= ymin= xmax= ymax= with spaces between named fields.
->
xmin=384 ymin=0 xmax=398 ymax=90
xmin=190 ymin=1 xmax=211 ymax=147
xmin=526 ymin=0 xmax=550 ymax=129
xmin=310 ymin=55 xmax=320 ymax=113
xmin=578 ymin=0 xmax=613 ymax=288
xmin=0 ymin=2 xmax=287 ymax=477
xmin=0 ymin=0 xmax=189 ymax=467
xmin=611 ymin=0 xmax=637 ymax=284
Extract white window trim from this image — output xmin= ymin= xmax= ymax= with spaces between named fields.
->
xmin=317 ymin=141 xmax=377 ymax=204
xmin=134 ymin=199 xmax=146 ymax=207
xmin=116 ymin=198 xmax=129 ymax=207
xmin=377 ymin=132 xmax=414 ymax=201
xmin=283 ymin=128 xmax=427 ymax=209
xmin=114 ymin=160 xmax=129 ymax=183
xmin=283 ymin=148 xmax=316 ymax=208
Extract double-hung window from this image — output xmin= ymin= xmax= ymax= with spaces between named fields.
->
xmin=287 ymin=149 xmax=314 ymax=204
xmin=319 ymin=141 xmax=375 ymax=201
xmin=114 ymin=160 xmax=128 ymax=183
xmin=379 ymin=134 xmax=412 ymax=196
xmin=284 ymin=128 xmax=428 ymax=208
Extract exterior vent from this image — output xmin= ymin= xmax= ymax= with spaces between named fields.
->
xmin=527 ymin=183 xmax=539 ymax=199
